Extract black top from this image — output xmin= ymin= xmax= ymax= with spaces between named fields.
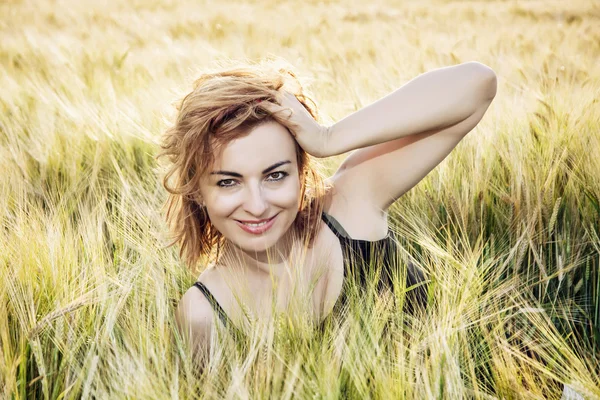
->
xmin=320 ymin=211 xmax=427 ymax=316
xmin=192 ymin=211 xmax=427 ymax=337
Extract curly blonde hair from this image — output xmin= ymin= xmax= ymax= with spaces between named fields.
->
xmin=158 ymin=59 xmax=328 ymax=268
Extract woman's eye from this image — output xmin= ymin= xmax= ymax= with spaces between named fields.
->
xmin=267 ymin=171 xmax=288 ymax=181
xmin=217 ymin=179 xmax=237 ymax=187
xmin=217 ymin=172 xmax=287 ymax=187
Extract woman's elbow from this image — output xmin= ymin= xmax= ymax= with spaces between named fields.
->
xmin=468 ymin=61 xmax=498 ymax=101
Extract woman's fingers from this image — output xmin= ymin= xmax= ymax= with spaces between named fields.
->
xmin=258 ymin=98 xmax=287 ymax=115
xmin=260 ymin=96 xmax=293 ymax=118
xmin=257 ymin=96 xmax=297 ymax=135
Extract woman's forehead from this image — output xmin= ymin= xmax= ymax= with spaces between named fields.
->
xmin=211 ymin=121 xmax=297 ymax=172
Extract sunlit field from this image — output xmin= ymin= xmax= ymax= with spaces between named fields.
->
xmin=1 ymin=0 xmax=599 ymax=398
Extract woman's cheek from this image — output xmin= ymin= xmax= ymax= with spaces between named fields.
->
xmin=204 ymin=190 xmax=239 ymax=218
xmin=214 ymin=195 xmax=241 ymax=216
xmin=272 ymin=181 xmax=300 ymax=210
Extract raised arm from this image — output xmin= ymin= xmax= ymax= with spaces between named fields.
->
xmin=267 ymin=62 xmax=497 ymax=217
xmin=323 ymin=61 xmax=497 ymax=156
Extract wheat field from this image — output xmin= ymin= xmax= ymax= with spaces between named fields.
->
xmin=1 ymin=0 xmax=599 ymax=398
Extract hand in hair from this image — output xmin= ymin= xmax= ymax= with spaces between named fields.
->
xmin=261 ymin=91 xmax=332 ymax=158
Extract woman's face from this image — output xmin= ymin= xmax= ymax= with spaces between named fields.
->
xmin=199 ymin=120 xmax=302 ymax=254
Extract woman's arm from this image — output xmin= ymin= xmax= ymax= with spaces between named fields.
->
xmin=327 ymin=62 xmax=497 ymax=217
xmin=267 ymin=61 xmax=497 ymax=218
xmin=323 ymin=61 xmax=497 ymax=156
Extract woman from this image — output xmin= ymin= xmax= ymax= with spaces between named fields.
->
xmin=161 ymin=59 xmax=497 ymax=360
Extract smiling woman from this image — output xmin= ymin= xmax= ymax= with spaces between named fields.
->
xmin=158 ymin=60 xmax=331 ymax=358
xmin=159 ymin=57 xmax=496 ymax=363
xmin=199 ymin=122 xmax=304 ymax=257
xmin=159 ymin=61 xmax=327 ymax=270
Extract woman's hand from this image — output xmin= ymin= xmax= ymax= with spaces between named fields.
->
xmin=261 ymin=91 xmax=331 ymax=158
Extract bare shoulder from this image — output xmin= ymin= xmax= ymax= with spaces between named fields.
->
xmin=177 ymin=265 xmax=226 ymax=328
xmin=175 ymin=281 xmax=218 ymax=362
xmin=175 ymin=283 xmax=215 ymax=339
xmin=174 ymin=266 xmax=228 ymax=354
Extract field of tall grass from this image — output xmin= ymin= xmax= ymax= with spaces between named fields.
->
xmin=1 ymin=0 xmax=599 ymax=398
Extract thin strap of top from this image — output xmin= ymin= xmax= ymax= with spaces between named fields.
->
xmin=321 ymin=211 xmax=392 ymax=243
xmin=321 ymin=211 xmax=352 ymax=239
xmin=193 ymin=281 xmax=236 ymax=330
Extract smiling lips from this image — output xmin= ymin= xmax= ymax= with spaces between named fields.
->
xmin=235 ymin=214 xmax=278 ymax=234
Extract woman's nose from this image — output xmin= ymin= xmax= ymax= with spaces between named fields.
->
xmin=243 ymin=184 xmax=268 ymax=216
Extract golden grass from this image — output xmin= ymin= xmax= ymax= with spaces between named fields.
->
xmin=1 ymin=0 xmax=599 ymax=398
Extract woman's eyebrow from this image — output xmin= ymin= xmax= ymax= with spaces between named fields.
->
xmin=210 ymin=160 xmax=291 ymax=177
xmin=262 ymin=160 xmax=291 ymax=174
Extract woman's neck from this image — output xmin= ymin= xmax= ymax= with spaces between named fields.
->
xmin=220 ymin=228 xmax=298 ymax=278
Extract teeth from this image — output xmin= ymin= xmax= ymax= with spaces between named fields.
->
xmin=242 ymin=220 xmax=268 ymax=227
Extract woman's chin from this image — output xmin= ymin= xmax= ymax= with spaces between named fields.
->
xmin=241 ymin=237 xmax=280 ymax=254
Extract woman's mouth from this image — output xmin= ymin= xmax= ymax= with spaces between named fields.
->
xmin=235 ymin=214 xmax=278 ymax=235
